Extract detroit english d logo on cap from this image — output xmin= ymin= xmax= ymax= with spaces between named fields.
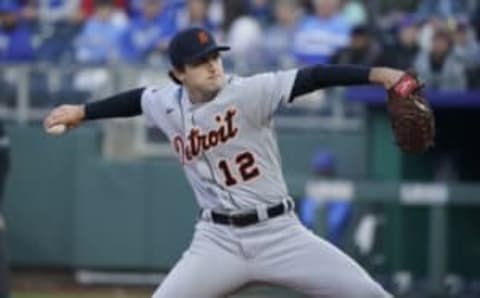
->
xmin=198 ymin=31 xmax=209 ymax=45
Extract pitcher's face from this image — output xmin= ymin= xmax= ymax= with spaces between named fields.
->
xmin=176 ymin=52 xmax=225 ymax=100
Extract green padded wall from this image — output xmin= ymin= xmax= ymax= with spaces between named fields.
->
xmin=4 ymin=126 xmax=367 ymax=268
xmin=277 ymin=129 xmax=367 ymax=195
xmin=73 ymin=159 xmax=196 ymax=269
xmin=4 ymin=125 xmax=100 ymax=266
xmin=368 ymin=107 xmax=401 ymax=180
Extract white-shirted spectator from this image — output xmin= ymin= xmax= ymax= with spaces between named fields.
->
xmin=293 ymin=0 xmax=351 ymax=65
xmin=414 ymin=28 xmax=467 ymax=90
xmin=263 ymin=0 xmax=304 ymax=69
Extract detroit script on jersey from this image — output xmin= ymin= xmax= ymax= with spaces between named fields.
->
xmin=140 ymin=70 xmax=298 ymax=210
xmin=173 ymin=108 xmax=238 ymax=162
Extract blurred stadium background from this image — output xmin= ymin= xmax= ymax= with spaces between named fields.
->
xmin=1 ymin=0 xmax=480 ymax=297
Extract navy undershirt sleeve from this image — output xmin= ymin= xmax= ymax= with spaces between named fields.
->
xmin=84 ymin=88 xmax=145 ymax=120
xmin=289 ymin=65 xmax=371 ymax=101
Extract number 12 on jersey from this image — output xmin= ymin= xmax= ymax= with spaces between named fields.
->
xmin=218 ymin=152 xmax=260 ymax=186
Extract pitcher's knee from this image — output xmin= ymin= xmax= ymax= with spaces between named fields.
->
xmin=152 ymin=288 xmax=180 ymax=298
xmin=151 ymin=287 xmax=164 ymax=298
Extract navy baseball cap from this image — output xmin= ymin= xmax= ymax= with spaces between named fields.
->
xmin=168 ymin=27 xmax=230 ymax=69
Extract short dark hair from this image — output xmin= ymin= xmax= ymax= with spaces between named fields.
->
xmin=168 ymin=69 xmax=183 ymax=85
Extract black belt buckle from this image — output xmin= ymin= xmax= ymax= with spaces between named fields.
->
xmin=211 ymin=200 xmax=292 ymax=227
xmin=230 ymin=212 xmax=259 ymax=227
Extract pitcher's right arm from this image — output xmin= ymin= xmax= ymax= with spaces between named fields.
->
xmin=44 ymin=88 xmax=145 ymax=132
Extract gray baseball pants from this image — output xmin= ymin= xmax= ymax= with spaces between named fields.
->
xmin=153 ymin=211 xmax=391 ymax=298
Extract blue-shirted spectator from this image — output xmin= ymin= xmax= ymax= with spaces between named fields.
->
xmin=121 ymin=0 xmax=175 ymax=63
xmin=299 ymin=149 xmax=352 ymax=248
xmin=245 ymin=0 xmax=272 ymax=27
xmin=0 ymin=1 xmax=35 ymax=62
xmin=128 ymin=0 xmax=145 ymax=15
xmin=23 ymin=0 xmax=82 ymax=25
xmin=175 ymin=0 xmax=215 ymax=32
xmin=74 ymin=0 xmax=126 ymax=64
xmin=263 ymin=0 xmax=304 ymax=69
xmin=293 ymin=0 xmax=351 ymax=65
xmin=129 ymin=0 xmax=183 ymax=18
xmin=30 ymin=0 xmax=87 ymax=63
xmin=299 ymin=149 xmax=337 ymax=230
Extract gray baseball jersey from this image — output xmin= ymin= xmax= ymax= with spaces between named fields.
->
xmin=141 ymin=70 xmax=391 ymax=298
xmin=141 ymin=70 xmax=297 ymax=212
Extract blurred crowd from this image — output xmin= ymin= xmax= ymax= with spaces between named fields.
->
xmin=0 ymin=0 xmax=480 ymax=90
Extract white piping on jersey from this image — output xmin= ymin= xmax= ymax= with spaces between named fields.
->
xmin=176 ymin=86 xmax=240 ymax=210
xmin=176 ymin=88 xmax=187 ymax=164
xmin=191 ymin=111 xmax=242 ymax=210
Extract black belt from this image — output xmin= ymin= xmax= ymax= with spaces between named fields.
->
xmin=210 ymin=200 xmax=293 ymax=227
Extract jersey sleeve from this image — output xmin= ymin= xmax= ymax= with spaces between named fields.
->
xmin=242 ymin=69 xmax=298 ymax=123
xmin=140 ymin=87 xmax=158 ymax=127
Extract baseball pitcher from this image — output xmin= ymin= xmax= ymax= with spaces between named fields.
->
xmin=44 ymin=27 xmax=434 ymax=297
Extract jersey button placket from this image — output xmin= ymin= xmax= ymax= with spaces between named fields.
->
xmin=191 ymin=110 xmax=230 ymax=210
